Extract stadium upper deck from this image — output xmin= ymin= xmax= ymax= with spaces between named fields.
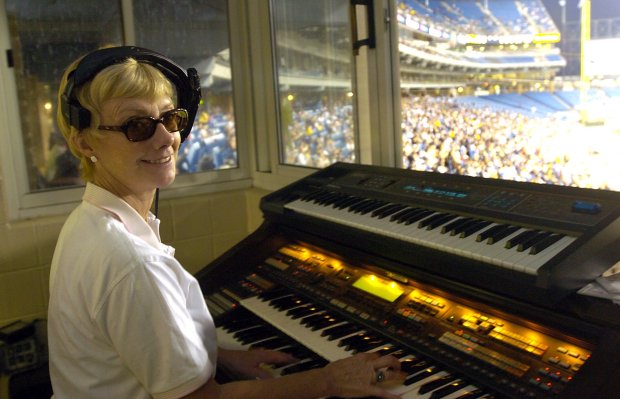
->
xmin=400 ymin=0 xmax=559 ymax=38
xmin=397 ymin=0 xmax=565 ymax=92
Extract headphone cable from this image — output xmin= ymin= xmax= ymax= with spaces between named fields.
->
xmin=154 ymin=188 xmax=159 ymax=218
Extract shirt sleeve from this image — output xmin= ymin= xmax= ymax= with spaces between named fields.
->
xmin=94 ymin=257 xmax=214 ymax=398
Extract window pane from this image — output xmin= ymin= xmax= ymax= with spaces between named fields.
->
xmin=397 ymin=0 xmax=620 ymax=191
xmin=5 ymin=0 xmax=123 ymax=192
xmin=271 ymin=0 xmax=356 ymax=168
xmin=133 ymin=0 xmax=238 ymax=174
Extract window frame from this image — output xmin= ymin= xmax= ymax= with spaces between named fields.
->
xmin=248 ymin=0 xmax=400 ymax=192
xmin=0 ymin=0 xmax=254 ymax=220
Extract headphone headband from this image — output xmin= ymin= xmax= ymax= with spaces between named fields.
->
xmin=60 ymin=46 xmax=201 ymax=142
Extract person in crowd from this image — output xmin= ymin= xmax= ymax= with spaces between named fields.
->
xmin=47 ymin=45 xmax=403 ymax=399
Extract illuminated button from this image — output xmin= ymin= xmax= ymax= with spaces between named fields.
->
xmin=558 ymin=361 xmax=571 ymax=369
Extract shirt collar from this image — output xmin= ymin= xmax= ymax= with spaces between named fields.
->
xmin=82 ymin=183 xmax=173 ymax=254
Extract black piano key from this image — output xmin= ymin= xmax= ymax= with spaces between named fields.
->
xmin=404 ymin=365 xmax=441 ymax=386
xmin=270 ymin=295 xmax=305 ymax=310
xmin=390 ymin=207 xmax=420 ymax=223
xmin=300 ymin=312 xmax=328 ymax=326
xmin=476 ymin=224 xmax=509 ymax=242
xmin=374 ymin=346 xmax=408 ymax=358
xmin=459 ymin=220 xmax=492 ymax=238
xmin=530 ymin=233 xmax=565 ymax=254
xmin=310 ymin=191 xmax=335 ymax=204
xmin=281 ymin=358 xmax=328 ymax=375
xmin=322 ymin=192 xmax=344 ymax=205
xmin=338 ymin=332 xmax=368 ymax=348
xmin=319 ymin=192 xmax=344 ymax=206
xmin=216 ymin=307 xmax=256 ymax=328
xmin=321 ymin=322 xmax=361 ymax=340
xmin=300 ymin=189 xmax=324 ymax=202
xmin=231 ymin=323 xmax=271 ymax=338
xmin=441 ymin=217 xmax=473 ymax=234
xmin=517 ymin=231 xmax=553 ymax=252
xmin=417 ymin=212 xmax=446 ymax=229
xmin=403 ymin=209 xmax=434 ymax=225
xmin=287 ymin=304 xmax=323 ymax=319
xmin=400 ymin=357 xmax=430 ymax=375
xmin=418 ymin=374 xmax=457 ymax=395
xmin=430 ymin=379 xmax=470 ymax=399
xmin=346 ymin=198 xmax=372 ymax=212
xmin=384 ymin=204 xmax=409 ymax=218
xmin=505 ymin=229 xmax=540 ymax=249
xmin=312 ymin=192 xmax=332 ymax=205
xmin=422 ymin=213 xmax=458 ymax=230
xmin=357 ymin=200 xmax=389 ymax=215
xmin=349 ymin=336 xmax=386 ymax=353
xmin=308 ymin=314 xmax=341 ymax=331
xmin=302 ymin=313 xmax=342 ymax=331
xmin=486 ymin=225 xmax=520 ymax=244
xmin=219 ymin=314 xmax=264 ymax=333
xmin=348 ymin=198 xmax=375 ymax=212
xmin=327 ymin=193 xmax=346 ymax=207
xmin=279 ymin=345 xmax=315 ymax=360
xmin=450 ymin=218 xmax=480 ymax=236
xmin=334 ymin=195 xmax=363 ymax=209
xmin=372 ymin=203 xmax=407 ymax=219
xmin=234 ymin=326 xmax=277 ymax=344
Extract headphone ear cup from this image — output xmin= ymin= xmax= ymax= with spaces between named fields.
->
xmin=61 ymin=75 xmax=92 ymax=130
xmin=61 ymin=95 xmax=92 ymax=130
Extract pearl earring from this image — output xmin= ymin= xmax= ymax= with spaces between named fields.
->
xmin=90 ymin=155 xmax=98 ymax=163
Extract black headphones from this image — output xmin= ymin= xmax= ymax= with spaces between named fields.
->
xmin=60 ymin=46 xmax=201 ymax=142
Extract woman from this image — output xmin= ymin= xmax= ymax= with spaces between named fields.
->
xmin=48 ymin=46 xmax=403 ymax=399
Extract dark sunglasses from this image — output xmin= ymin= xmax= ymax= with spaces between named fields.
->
xmin=98 ymin=108 xmax=189 ymax=142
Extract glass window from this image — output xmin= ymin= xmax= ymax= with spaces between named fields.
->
xmin=397 ymin=0 xmax=620 ymax=191
xmin=5 ymin=0 xmax=123 ymax=192
xmin=133 ymin=0 xmax=238 ymax=174
xmin=271 ymin=0 xmax=356 ymax=168
xmin=4 ymin=0 xmax=239 ymax=200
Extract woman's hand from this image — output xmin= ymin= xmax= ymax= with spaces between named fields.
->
xmin=322 ymin=352 xmax=405 ymax=399
xmin=218 ymin=348 xmax=298 ymax=379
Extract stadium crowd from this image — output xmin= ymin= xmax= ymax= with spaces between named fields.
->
xmin=401 ymin=95 xmax=614 ymax=190
xmin=177 ymin=109 xmax=238 ymax=173
xmin=172 ymin=93 xmax=615 ymax=192
xmin=281 ymin=102 xmax=356 ymax=168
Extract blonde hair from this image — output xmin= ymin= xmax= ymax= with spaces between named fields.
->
xmin=56 ymin=55 xmax=175 ymax=182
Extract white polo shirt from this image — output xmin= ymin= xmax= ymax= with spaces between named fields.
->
xmin=48 ymin=183 xmax=217 ymax=399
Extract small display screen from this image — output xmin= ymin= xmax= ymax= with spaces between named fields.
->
xmin=353 ymin=275 xmax=404 ymax=302
xmin=401 ymin=184 xmax=468 ymax=199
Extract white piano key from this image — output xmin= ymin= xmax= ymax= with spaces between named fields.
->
xmin=216 ymin=326 xmax=251 ymax=351
xmin=519 ymin=235 xmax=577 ymax=275
xmin=241 ymin=296 xmax=355 ymax=361
xmin=433 ymin=384 xmax=484 ymax=399
xmin=390 ymin=370 xmax=451 ymax=397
